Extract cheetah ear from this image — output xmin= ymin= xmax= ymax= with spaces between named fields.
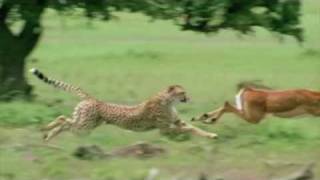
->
xmin=167 ymin=85 xmax=176 ymax=93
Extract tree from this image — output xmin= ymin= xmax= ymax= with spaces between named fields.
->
xmin=0 ymin=0 xmax=303 ymax=100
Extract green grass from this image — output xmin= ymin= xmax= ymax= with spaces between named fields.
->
xmin=1 ymin=0 xmax=320 ymax=179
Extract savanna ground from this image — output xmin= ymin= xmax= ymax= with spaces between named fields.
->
xmin=1 ymin=0 xmax=320 ymax=179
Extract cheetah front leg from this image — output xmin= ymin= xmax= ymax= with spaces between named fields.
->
xmin=160 ymin=120 xmax=218 ymax=139
xmin=177 ymin=121 xmax=218 ymax=139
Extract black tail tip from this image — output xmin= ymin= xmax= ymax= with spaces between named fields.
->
xmin=29 ymin=68 xmax=45 ymax=80
xmin=29 ymin=68 xmax=39 ymax=74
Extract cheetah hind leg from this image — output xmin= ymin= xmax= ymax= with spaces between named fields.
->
xmin=43 ymin=116 xmax=73 ymax=142
xmin=41 ymin=115 xmax=68 ymax=131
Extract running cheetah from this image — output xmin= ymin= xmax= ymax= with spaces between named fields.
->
xmin=30 ymin=68 xmax=217 ymax=141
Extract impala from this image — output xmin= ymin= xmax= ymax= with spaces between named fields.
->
xmin=192 ymin=82 xmax=320 ymax=124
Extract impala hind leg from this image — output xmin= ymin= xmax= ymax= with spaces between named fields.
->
xmin=193 ymin=101 xmax=263 ymax=124
xmin=222 ymin=102 xmax=265 ymax=124
xmin=221 ymin=102 xmax=246 ymax=119
xmin=306 ymin=107 xmax=320 ymax=116
xmin=273 ymin=107 xmax=307 ymax=118
xmin=191 ymin=106 xmax=224 ymax=122
xmin=206 ymin=102 xmax=248 ymax=123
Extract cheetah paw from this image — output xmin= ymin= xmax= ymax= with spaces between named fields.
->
xmin=207 ymin=133 xmax=218 ymax=139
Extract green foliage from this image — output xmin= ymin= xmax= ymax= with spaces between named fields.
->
xmin=2 ymin=0 xmax=303 ymax=41
xmin=0 ymin=100 xmax=63 ymax=126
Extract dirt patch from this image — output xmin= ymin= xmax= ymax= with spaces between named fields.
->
xmin=73 ymin=142 xmax=166 ymax=160
xmin=272 ymin=163 xmax=315 ymax=180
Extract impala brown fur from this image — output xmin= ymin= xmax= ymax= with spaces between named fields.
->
xmin=192 ymin=82 xmax=320 ymax=124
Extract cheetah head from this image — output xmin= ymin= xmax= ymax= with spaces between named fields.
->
xmin=166 ymin=85 xmax=190 ymax=103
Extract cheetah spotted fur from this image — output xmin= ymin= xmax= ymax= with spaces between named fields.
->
xmin=30 ymin=68 xmax=218 ymax=141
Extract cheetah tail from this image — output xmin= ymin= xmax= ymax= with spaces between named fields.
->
xmin=30 ymin=68 xmax=91 ymax=99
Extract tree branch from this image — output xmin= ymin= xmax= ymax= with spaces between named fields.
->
xmin=0 ymin=2 xmax=13 ymax=37
xmin=18 ymin=0 xmax=46 ymax=57
xmin=0 ymin=2 xmax=10 ymax=22
xmin=19 ymin=0 xmax=46 ymax=38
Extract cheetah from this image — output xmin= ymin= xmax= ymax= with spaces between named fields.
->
xmin=30 ymin=68 xmax=218 ymax=141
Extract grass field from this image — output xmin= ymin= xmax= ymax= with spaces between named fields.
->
xmin=0 ymin=0 xmax=320 ymax=179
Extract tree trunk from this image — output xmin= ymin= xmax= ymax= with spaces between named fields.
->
xmin=0 ymin=1 xmax=44 ymax=100
xmin=0 ymin=51 xmax=32 ymax=100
